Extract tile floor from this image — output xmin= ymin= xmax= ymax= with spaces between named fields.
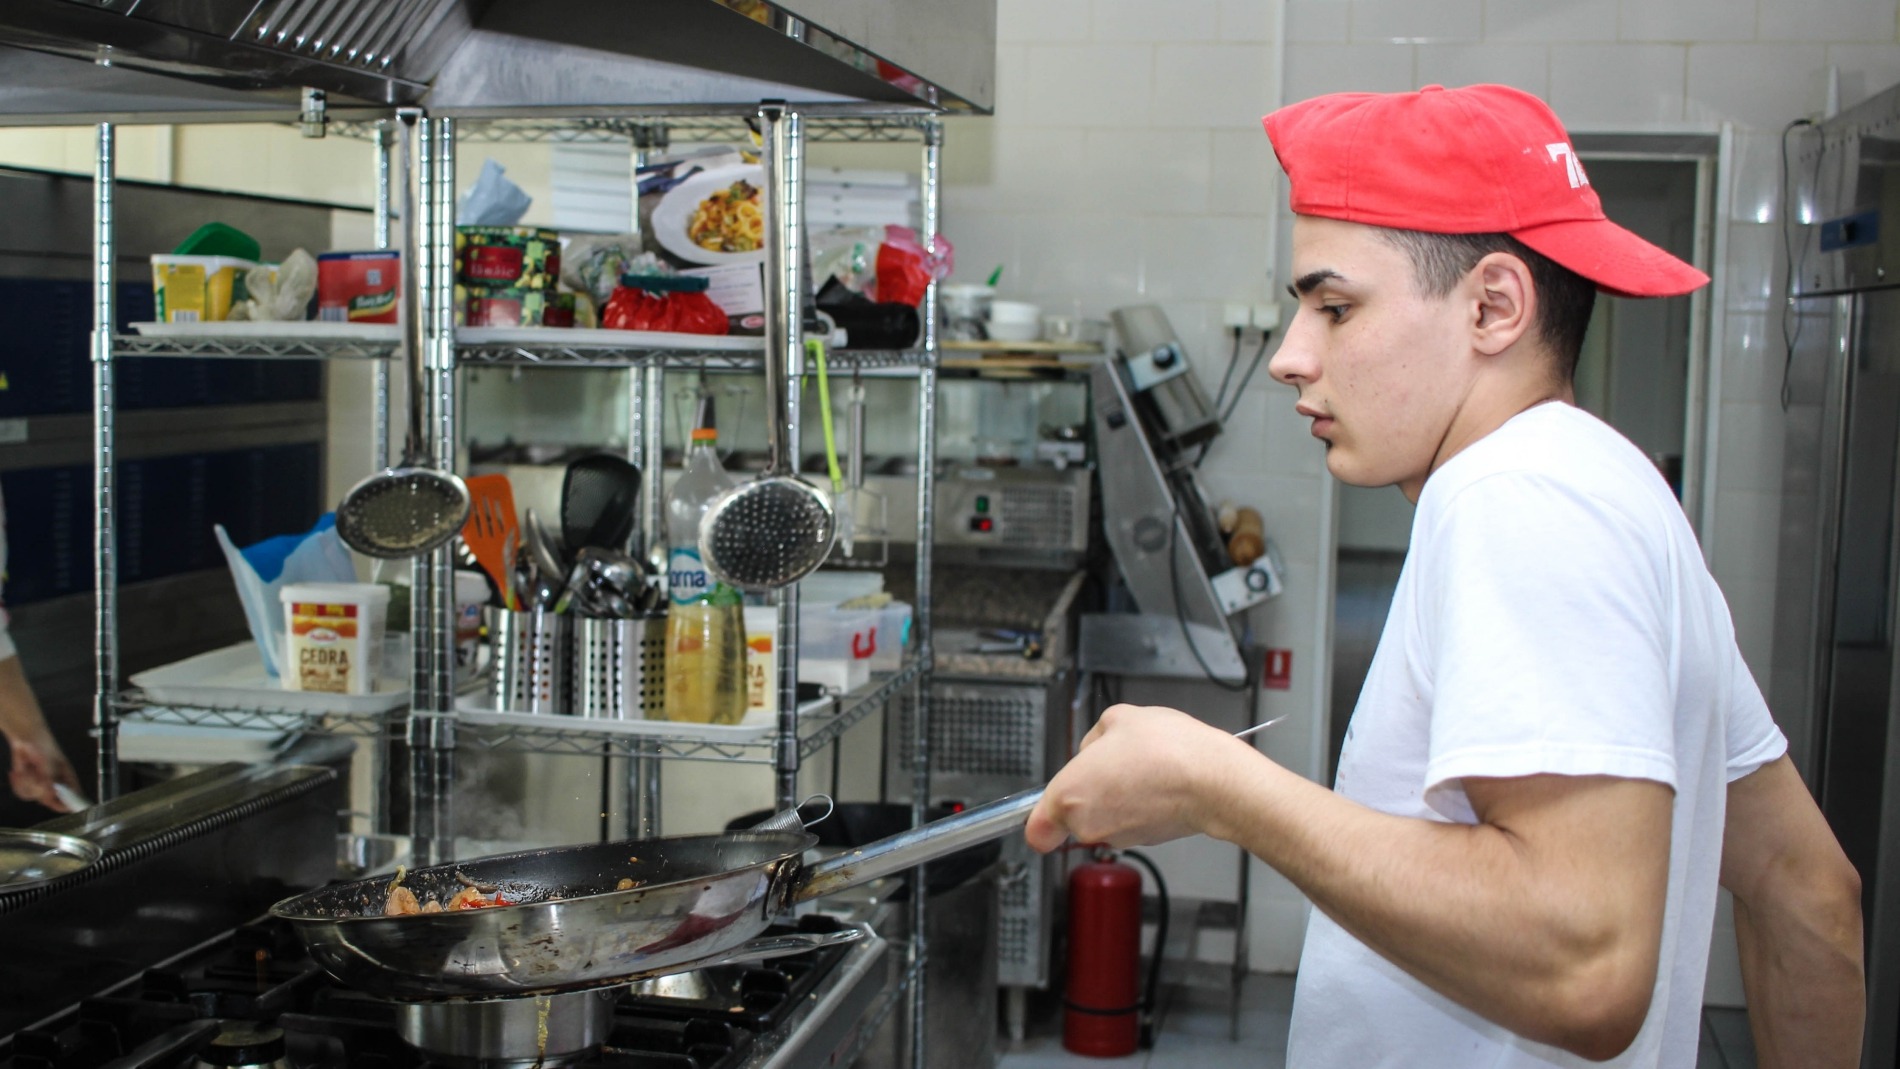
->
xmin=996 ymin=974 xmax=1758 ymax=1069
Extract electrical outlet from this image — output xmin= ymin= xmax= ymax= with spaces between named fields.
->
xmin=1222 ymin=303 xmax=1251 ymax=330
xmin=1251 ymin=302 xmax=1281 ymax=331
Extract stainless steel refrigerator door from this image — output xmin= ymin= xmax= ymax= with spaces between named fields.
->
xmin=1841 ymin=289 xmax=1900 ymax=1069
xmin=1774 ymin=287 xmax=1900 ymax=1069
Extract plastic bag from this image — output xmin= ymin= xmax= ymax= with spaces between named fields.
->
xmin=459 ymin=159 xmax=533 ymax=226
xmin=561 ymin=235 xmax=663 ymax=306
xmin=810 ymin=227 xmax=884 ymax=296
xmin=216 ymin=513 xmax=358 ymax=677
xmin=231 ymin=248 xmax=317 ymax=321
xmin=872 ymin=226 xmax=953 ymax=307
xmin=810 ymin=226 xmax=955 ymax=308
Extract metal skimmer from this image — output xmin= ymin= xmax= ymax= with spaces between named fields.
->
xmin=335 ymin=114 xmax=469 ymax=559
xmin=699 ymin=108 xmax=835 ymax=590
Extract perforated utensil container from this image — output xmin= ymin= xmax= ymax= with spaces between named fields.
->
xmin=572 ymin=614 xmax=666 ymax=719
xmin=490 ymin=606 xmax=570 ymax=714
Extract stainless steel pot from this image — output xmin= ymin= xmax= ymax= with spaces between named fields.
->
xmin=269 ymin=788 xmax=1041 ymax=1001
xmin=395 ymin=989 xmax=617 ymax=1069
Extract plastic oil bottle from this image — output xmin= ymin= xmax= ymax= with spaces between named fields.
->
xmin=664 ymin=425 xmax=747 ymax=724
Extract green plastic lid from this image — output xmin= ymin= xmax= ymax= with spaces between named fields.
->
xmin=174 ymin=222 xmax=261 ymax=261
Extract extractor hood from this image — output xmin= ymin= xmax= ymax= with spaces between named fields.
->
xmin=0 ymin=0 xmax=993 ymax=123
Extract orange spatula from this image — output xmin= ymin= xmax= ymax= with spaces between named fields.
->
xmin=462 ymin=474 xmax=519 ymax=610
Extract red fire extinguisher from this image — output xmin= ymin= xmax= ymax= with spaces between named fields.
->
xmin=1063 ymin=848 xmax=1168 ymax=1056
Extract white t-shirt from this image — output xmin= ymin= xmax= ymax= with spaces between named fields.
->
xmin=1286 ymin=403 xmax=1786 ymax=1068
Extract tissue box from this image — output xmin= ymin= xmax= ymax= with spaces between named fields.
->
xmin=456 ymin=226 xmax=560 ymax=289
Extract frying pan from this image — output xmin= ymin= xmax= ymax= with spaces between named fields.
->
xmin=270 ymin=787 xmax=1040 ymax=1001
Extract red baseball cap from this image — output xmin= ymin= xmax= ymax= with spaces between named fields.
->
xmin=1262 ymin=84 xmax=1708 ymax=298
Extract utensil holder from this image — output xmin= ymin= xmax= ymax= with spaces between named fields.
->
xmin=490 ymin=606 xmax=570 ymax=714
xmin=572 ymin=614 xmax=666 ymax=720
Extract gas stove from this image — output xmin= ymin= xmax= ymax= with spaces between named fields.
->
xmin=0 ymin=910 xmax=890 ymax=1069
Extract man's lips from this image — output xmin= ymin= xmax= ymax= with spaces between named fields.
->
xmin=1296 ymin=403 xmax=1333 ymax=438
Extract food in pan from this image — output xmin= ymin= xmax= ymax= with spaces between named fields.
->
xmin=687 ymin=180 xmax=764 ymax=254
xmin=382 ymin=868 xmax=515 ymax=916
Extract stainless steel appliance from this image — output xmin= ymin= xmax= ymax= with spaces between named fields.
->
xmin=0 ymin=0 xmax=995 ymax=120
xmin=932 ymin=465 xmax=1091 ymax=560
xmin=0 ymin=909 xmax=890 ymax=1069
xmin=1083 ymin=339 xmax=1281 ymax=682
xmin=883 ymin=567 xmax=1085 ymax=1040
xmin=1775 ymin=79 xmax=1900 ymax=1069
xmin=1108 ymin=305 xmax=1223 ymax=449
xmin=0 ymin=760 xmax=914 ymax=1069
xmin=0 ymin=762 xmax=341 ymax=1039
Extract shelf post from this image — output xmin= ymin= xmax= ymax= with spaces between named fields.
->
xmin=396 ymin=107 xmax=454 ymax=865
xmin=92 ymin=121 xmax=120 ymax=802
xmin=372 ymin=120 xmax=394 ymax=473
xmin=906 ymin=116 xmax=945 ymax=1069
xmin=760 ymin=103 xmax=807 ymax=813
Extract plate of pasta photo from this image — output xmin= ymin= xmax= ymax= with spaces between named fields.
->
xmin=651 ymin=164 xmax=768 ymax=266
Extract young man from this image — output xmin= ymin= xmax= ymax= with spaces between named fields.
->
xmin=1025 ymin=85 xmax=1865 ymax=1067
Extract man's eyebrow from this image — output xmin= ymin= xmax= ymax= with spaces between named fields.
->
xmin=1288 ymin=269 xmax=1345 ymax=299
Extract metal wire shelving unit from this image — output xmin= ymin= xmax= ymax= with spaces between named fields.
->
xmin=454 ymin=340 xmax=929 ymax=370
xmin=444 ymin=657 xmax=923 ymax=760
xmin=112 ymin=333 xmax=401 ymax=361
xmin=113 ymin=697 xmax=399 ymax=738
xmin=86 ymin=104 xmax=946 ymax=1069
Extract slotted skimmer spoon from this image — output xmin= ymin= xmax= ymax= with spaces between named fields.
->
xmin=335 ymin=120 xmax=469 ymax=558
xmin=699 ymin=341 xmax=836 ymax=591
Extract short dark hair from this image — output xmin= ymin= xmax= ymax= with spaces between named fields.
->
xmin=1376 ymin=229 xmax=1597 ymax=378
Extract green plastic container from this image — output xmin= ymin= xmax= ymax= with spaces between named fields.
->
xmin=173 ymin=222 xmax=261 ymax=262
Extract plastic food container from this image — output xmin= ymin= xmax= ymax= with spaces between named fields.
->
xmin=986 ymin=300 xmax=1042 ymax=342
xmin=280 ymin=583 xmax=390 ymax=695
xmin=939 ymin=283 xmax=993 ymax=341
xmin=151 ymin=254 xmax=257 ymax=323
xmin=871 ymin=601 xmax=911 ymax=672
xmin=799 ymin=605 xmax=884 ymax=664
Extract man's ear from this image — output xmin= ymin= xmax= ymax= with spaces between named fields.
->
xmin=1469 ymin=252 xmax=1535 ymax=357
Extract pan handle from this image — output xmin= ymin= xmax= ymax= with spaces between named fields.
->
xmin=746 ymin=795 xmax=835 ymax=834
xmin=791 ymin=788 xmax=1043 ymax=904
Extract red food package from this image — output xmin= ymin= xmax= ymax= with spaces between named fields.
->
xmin=602 ymin=282 xmax=730 ymax=335
xmin=672 ymin=291 xmax=730 ymax=334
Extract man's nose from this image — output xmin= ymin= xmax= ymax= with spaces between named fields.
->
xmin=1268 ymin=318 xmax=1313 ymax=386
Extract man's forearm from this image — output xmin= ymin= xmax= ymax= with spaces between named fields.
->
xmin=0 ymin=655 xmax=48 ymax=742
xmin=1198 ymin=748 xmax=1668 ymax=1058
xmin=1733 ymin=890 xmax=1864 ymax=1068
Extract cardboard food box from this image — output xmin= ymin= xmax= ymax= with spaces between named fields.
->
xmin=317 ymin=250 xmax=400 ymax=323
xmin=457 ymin=286 xmax=576 ymax=328
xmin=455 ymin=226 xmax=560 ymax=290
xmin=151 ymin=254 xmax=256 ymax=323
xmin=743 ymin=606 xmax=777 ymax=715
